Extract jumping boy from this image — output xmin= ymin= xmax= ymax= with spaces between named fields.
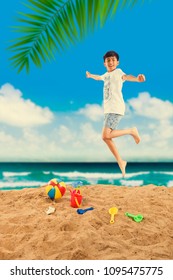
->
xmin=86 ymin=50 xmax=145 ymax=177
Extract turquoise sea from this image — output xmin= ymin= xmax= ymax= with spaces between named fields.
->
xmin=0 ymin=162 xmax=173 ymax=190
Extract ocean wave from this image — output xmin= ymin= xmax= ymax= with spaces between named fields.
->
xmin=125 ymin=172 xmax=150 ymax=178
xmin=53 ymin=171 xmax=122 ymax=179
xmin=0 ymin=181 xmax=46 ymax=189
xmin=167 ymin=181 xmax=173 ymax=187
xmin=153 ymin=171 xmax=173 ymax=175
xmin=3 ymin=172 xmax=31 ymax=177
xmin=43 ymin=171 xmax=51 ymax=175
xmin=120 ymin=180 xmax=143 ymax=187
xmin=52 ymin=171 xmax=150 ymax=180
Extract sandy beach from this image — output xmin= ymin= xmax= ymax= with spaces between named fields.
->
xmin=0 ymin=184 xmax=173 ymax=260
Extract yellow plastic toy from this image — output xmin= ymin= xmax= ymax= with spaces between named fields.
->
xmin=109 ymin=207 xmax=118 ymax=224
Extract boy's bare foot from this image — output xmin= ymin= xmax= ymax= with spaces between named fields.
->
xmin=131 ymin=127 xmax=141 ymax=144
xmin=118 ymin=160 xmax=127 ymax=178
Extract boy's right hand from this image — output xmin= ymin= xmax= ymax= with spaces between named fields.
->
xmin=86 ymin=71 xmax=90 ymax=78
xmin=137 ymin=74 xmax=146 ymax=82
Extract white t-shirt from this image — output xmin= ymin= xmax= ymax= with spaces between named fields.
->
xmin=101 ymin=68 xmax=126 ymax=115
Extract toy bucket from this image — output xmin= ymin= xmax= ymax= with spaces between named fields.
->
xmin=70 ymin=189 xmax=83 ymax=208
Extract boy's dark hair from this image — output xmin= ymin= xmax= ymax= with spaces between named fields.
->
xmin=103 ymin=50 xmax=119 ymax=62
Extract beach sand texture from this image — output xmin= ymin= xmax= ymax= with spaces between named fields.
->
xmin=0 ymin=184 xmax=173 ymax=260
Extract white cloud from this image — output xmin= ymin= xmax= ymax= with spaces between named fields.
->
xmin=80 ymin=122 xmax=101 ymax=144
xmin=0 ymin=91 xmax=173 ymax=162
xmin=0 ymin=131 xmax=15 ymax=143
xmin=54 ymin=125 xmax=75 ymax=144
xmin=128 ymin=92 xmax=173 ymax=120
xmin=77 ymin=103 xmax=103 ymax=121
xmin=0 ymin=83 xmax=54 ymax=127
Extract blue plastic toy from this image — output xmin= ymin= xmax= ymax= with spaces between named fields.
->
xmin=77 ymin=207 xmax=94 ymax=215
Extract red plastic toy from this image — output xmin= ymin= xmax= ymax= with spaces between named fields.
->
xmin=70 ymin=189 xmax=83 ymax=208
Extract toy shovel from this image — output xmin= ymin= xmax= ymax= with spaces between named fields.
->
xmin=109 ymin=207 xmax=118 ymax=224
xmin=125 ymin=212 xmax=143 ymax=223
xmin=77 ymin=207 xmax=94 ymax=215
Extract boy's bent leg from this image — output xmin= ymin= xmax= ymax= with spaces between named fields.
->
xmin=102 ymin=128 xmax=127 ymax=177
xmin=110 ymin=127 xmax=141 ymax=144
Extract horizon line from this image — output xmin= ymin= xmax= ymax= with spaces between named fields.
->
xmin=0 ymin=161 xmax=172 ymax=164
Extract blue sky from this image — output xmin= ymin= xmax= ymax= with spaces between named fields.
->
xmin=0 ymin=0 xmax=173 ymax=162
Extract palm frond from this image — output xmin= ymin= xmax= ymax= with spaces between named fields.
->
xmin=8 ymin=0 xmax=146 ymax=73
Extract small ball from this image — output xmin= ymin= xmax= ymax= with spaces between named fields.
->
xmin=45 ymin=178 xmax=66 ymax=200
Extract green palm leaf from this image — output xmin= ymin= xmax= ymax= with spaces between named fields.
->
xmin=8 ymin=0 xmax=146 ymax=73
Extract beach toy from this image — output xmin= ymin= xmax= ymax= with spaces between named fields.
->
xmin=109 ymin=207 xmax=118 ymax=224
xmin=125 ymin=212 xmax=143 ymax=223
xmin=72 ymin=181 xmax=83 ymax=189
xmin=70 ymin=189 xmax=83 ymax=208
xmin=45 ymin=178 xmax=66 ymax=200
xmin=77 ymin=207 xmax=94 ymax=215
xmin=45 ymin=206 xmax=56 ymax=215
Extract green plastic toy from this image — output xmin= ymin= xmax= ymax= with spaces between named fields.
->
xmin=125 ymin=212 xmax=143 ymax=223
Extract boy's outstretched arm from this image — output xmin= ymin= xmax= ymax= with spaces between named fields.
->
xmin=86 ymin=71 xmax=102 ymax=81
xmin=122 ymin=74 xmax=146 ymax=82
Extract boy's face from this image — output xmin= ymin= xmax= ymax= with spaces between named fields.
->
xmin=104 ymin=56 xmax=119 ymax=72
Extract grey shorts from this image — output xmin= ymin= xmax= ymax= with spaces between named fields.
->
xmin=104 ymin=113 xmax=123 ymax=130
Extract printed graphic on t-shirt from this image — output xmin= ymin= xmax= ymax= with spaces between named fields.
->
xmin=104 ymin=75 xmax=111 ymax=102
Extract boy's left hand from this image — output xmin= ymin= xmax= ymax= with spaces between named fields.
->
xmin=86 ymin=71 xmax=91 ymax=78
xmin=137 ymin=74 xmax=146 ymax=82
